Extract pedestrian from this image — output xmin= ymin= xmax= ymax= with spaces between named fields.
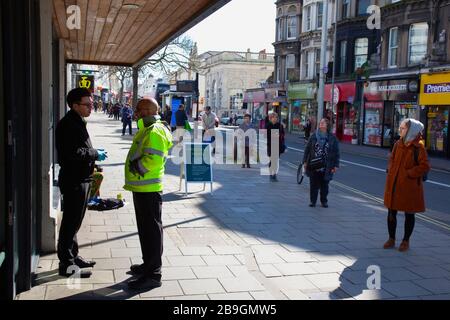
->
xmin=303 ymin=118 xmax=340 ymax=207
xmin=201 ymin=106 xmax=217 ymax=153
xmin=303 ymin=118 xmax=312 ymax=142
xmin=121 ymin=104 xmax=133 ymax=135
xmin=383 ymin=119 xmax=430 ymax=252
xmin=55 ymin=87 xmax=108 ymax=277
xmin=93 ymin=100 xmax=98 ymax=113
xmin=266 ymin=112 xmax=285 ymax=181
xmin=238 ymin=113 xmax=254 ymax=168
xmin=163 ymin=104 xmax=172 ymax=125
xmin=124 ymin=98 xmax=173 ymax=290
xmin=175 ymin=104 xmax=188 ymax=142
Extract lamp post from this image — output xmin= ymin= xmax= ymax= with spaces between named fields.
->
xmin=317 ymin=0 xmax=329 ymax=123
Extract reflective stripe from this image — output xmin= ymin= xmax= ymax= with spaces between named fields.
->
xmin=125 ymin=178 xmax=162 ymax=186
xmin=137 ymin=160 xmax=149 ymax=176
xmin=143 ymin=147 xmax=165 ymax=157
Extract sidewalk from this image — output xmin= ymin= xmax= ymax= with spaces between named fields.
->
xmin=17 ymin=113 xmax=450 ymax=300
xmin=285 ymin=133 xmax=450 ymax=172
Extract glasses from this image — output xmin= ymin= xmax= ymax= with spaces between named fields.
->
xmin=77 ymin=102 xmax=93 ymax=108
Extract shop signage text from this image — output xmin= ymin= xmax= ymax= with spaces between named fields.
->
xmin=424 ymin=83 xmax=450 ymax=94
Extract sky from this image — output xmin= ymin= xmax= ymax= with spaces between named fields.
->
xmin=184 ymin=0 xmax=276 ymax=54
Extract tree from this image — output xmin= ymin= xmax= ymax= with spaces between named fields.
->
xmin=140 ymin=36 xmax=198 ymax=75
xmin=99 ymin=66 xmax=132 ymax=103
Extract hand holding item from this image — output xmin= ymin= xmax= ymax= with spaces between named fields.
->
xmin=97 ymin=149 xmax=108 ymax=161
xmin=331 ymin=167 xmax=338 ymax=174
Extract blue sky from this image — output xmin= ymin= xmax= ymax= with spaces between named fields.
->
xmin=184 ymin=0 xmax=276 ymax=54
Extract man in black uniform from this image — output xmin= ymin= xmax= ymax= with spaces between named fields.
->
xmin=56 ymin=88 xmax=108 ymax=277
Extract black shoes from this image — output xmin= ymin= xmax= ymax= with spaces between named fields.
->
xmin=270 ymin=175 xmax=278 ymax=181
xmin=242 ymin=164 xmax=246 ymax=168
xmin=309 ymin=203 xmax=316 ymax=207
xmin=74 ymin=256 xmax=96 ymax=268
xmin=321 ymin=203 xmax=329 ymax=208
xmin=247 ymin=165 xmax=251 ymax=168
xmin=128 ymin=276 xmax=162 ymax=290
xmin=129 ymin=263 xmax=145 ymax=275
xmin=58 ymin=263 xmax=92 ymax=278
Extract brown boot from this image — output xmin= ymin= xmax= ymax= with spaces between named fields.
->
xmin=383 ymin=238 xmax=395 ymax=249
xmin=399 ymin=240 xmax=409 ymax=252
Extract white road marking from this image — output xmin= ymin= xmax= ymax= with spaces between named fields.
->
xmin=287 ymin=147 xmax=450 ymax=188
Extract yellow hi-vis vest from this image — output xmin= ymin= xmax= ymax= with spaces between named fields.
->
xmin=124 ymin=118 xmax=173 ymax=192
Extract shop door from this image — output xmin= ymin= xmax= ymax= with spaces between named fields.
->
xmin=426 ymin=106 xmax=449 ymax=157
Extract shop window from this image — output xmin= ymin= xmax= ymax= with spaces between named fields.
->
xmin=388 ymin=27 xmax=399 ymax=68
xmin=409 ymin=23 xmax=428 ymax=65
xmin=354 ymin=38 xmax=369 ymax=70
xmin=427 ymin=106 xmax=449 ymax=153
xmin=364 ymin=102 xmax=384 ymax=146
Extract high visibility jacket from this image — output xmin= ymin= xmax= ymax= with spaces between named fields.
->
xmin=124 ymin=116 xmax=173 ymax=192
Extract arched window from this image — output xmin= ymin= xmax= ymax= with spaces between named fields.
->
xmin=286 ymin=5 xmax=297 ymax=39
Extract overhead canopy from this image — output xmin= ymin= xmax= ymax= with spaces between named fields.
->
xmin=52 ymin=0 xmax=231 ymax=67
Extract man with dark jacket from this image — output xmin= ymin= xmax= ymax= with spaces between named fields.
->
xmin=56 ymin=88 xmax=108 ymax=277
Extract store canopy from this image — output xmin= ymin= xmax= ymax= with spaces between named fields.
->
xmin=52 ymin=0 xmax=231 ymax=67
xmin=324 ymin=82 xmax=356 ymax=103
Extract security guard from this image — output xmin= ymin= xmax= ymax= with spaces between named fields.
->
xmin=124 ymin=98 xmax=173 ymax=290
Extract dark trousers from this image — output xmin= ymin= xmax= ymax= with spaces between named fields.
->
xmin=122 ymin=120 xmax=132 ymax=135
xmin=57 ymin=182 xmax=91 ymax=264
xmin=309 ymin=171 xmax=329 ymax=204
xmin=133 ymin=192 xmax=163 ymax=280
xmin=244 ymin=146 xmax=250 ymax=166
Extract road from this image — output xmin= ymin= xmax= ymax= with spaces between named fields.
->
xmin=279 ymin=136 xmax=450 ymax=229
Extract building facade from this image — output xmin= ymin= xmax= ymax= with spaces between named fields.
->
xmin=202 ymin=50 xmax=274 ymax=118
xmin=366 ymin=0 xmax=450 ymax=158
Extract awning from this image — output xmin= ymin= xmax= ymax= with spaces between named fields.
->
xmin=53 ymin=0 xmax=231 ymax=67
xmin=324 ymin=82 xmax=356 ymax=104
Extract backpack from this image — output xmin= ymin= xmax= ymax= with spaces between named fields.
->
xmin=413 ymin=146 xmax=429 ymax=182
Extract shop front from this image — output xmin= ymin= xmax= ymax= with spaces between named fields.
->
xmin=419 ymin=72 xmax=450 ymax=158
xmin=363 ymin=78 xmax=419 ymax=147
xmin=264 ymin=85 xmax=287 ymax=127
xmin=324 ymin=82 xmax=357 ymax=143
xmin=243 ymin=89 xmax=266 ymax=128
xmin=287 ymin=82 xmax=317 ymax=133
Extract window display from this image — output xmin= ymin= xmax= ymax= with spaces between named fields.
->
xmin=364 ymin=102 xmax=384 ymax=146
xmin=427 ymin=106 xmax=449 ymax=153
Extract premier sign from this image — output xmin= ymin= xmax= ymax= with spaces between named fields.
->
xmin=424 ymin=83 xmax=450 ymax=94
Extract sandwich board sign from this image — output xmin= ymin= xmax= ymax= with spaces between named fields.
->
xmin=182 ymin=142 xmax=213 ymax=195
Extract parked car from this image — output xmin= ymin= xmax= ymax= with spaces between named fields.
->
xmin=235 ymin=115 xmax=244 ymax=126
xmin=220 ymin=117 xmax=230 ymax=125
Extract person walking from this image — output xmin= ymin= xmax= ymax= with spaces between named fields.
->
xmin=266 ymin=112 xmax=285 ymax=181
xmin=303 ymin=118 xmax=340 ymax=207
xmin=201 ymin=106 xmax=217 ymax=153
xmin=124 ymin=98 xmax=173 ymax=290
xmin=163 ymin=104 xmax=172 ymax=125
xmin=238 ymin=113 xmax=254 ymax=168
xmin=303 ymin=118 xmax=312 ymax=142
xmin=55 ymin=87 xmax=108 ymax=277
xmin=383 ymin=119 xmax=430 ymax=252
xmin=175 ymin=104 xmax=188 ymax=142
xmin=121 ymin=104 xmax=133 ymax=135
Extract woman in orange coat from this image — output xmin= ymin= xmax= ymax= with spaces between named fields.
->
xmin=383 ymin=119 xmax=430 ymax=252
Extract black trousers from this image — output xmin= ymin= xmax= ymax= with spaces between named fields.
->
xmin=133 ymin=192 xmax=163 ymax=280
xmin=57 ymin=182 xmax=91 ymax=264
xmin=244 ymin=146 xmax=250 ymax=166
xmin=309 ymin=171 xmax=329 ymax=204
xmin=122 ymin=120 xmax=132 ymax=135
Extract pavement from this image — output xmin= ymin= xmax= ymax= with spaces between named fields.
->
xmin=17 ymin=113 xmax=450 ymax=300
